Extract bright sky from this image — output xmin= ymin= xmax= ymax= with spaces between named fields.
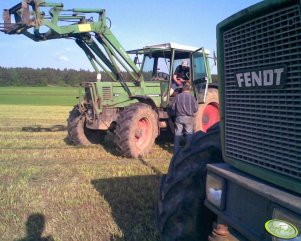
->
xmin=0 ymin=0 xmax=262 ymax=73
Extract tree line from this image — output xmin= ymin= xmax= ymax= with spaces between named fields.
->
xmin=0 ymin=67 xmax=98 ymax=86
xmin=0 ymin=66 xmax=218 ymax=87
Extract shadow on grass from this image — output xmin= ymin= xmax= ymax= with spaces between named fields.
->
xmin=64 ymin=129 xmax=174 ymax=157
xmin=101 ymin=131 xmax=174 ymax=157
xmin=22 ymin=125 xmax=66 ymax=132
xmin=101 ymin=132 xmax=123 ymax=157
xmin=155 ymin=131 xmax=174 ymax=155
xmin=91 ymin=175 xmax=161 ymax=241
xmin=16 ymin=213 xmax=54 ymax=241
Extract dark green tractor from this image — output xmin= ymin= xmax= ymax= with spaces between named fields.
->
xmin=157 ymin=0 xmax=301 ymax=240
xmin=1 ymin=1 xmax=219 ymax=158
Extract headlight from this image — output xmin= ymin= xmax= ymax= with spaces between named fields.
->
xmin=206 ymin=172 xmax=225 ymax=209
xmin=265 ymin=208 xmax=301 ymax=241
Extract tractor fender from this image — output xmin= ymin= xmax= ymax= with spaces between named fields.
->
xmin=208 ymin=83 xmax=218 ymax=89
xmin=130 ymin=95 xmax=157 ymax=110
xmin=203 ymin=84 xmax=219 ymax=105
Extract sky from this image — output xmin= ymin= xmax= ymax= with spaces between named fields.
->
xmin=0 ymin=0 xmax=262 ymax=73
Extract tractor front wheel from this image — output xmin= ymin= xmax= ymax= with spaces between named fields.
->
xmin=157 ymin=123 xmax=222 ymax=241
xmin=67 ymin=105 xmax=105 ymax=145
xmin=114 ymin=103 xmax=158 ymax=158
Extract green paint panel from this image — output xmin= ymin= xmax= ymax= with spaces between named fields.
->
xmin=217 ymin=0 xmax=301 ymax=194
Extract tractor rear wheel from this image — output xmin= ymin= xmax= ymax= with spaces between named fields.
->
xmin=114 ymin=103 xmax=158 ymax=158
xmin=194 ymin=88 xmax=220 ymax=133
xmin=157 ymin=123 xmax=223 ymax=241
xmin=67 ymin=105 xmax=105 ymax=145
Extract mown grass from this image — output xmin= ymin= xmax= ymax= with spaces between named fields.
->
xmin=0 ymin=87 xmax=80 ymax=106
xmin=0 ymin=88 xmax=173 ymax=241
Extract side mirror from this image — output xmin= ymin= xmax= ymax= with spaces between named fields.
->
xmin=213 ymin=51 xmax=217 ymax=66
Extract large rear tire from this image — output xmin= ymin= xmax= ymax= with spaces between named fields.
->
xmin=194 ymin=88 xmax=220 ymax=133
xmin=157 ymin=123 xmax=223 ymax=241
xmin=67 ymin=105 xmax=105 ymax=145
xmin=114 ymin=103 xmax=158 ymax=158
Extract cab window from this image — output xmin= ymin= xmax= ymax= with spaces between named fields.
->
xmin=141 ymin=53 xmax=171 ymax=81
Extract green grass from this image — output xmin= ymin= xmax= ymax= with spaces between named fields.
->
xmin=0 ymin=87 xmax=80 ymax=106
xmin=0 ymin=89 xmax=173 ymax=241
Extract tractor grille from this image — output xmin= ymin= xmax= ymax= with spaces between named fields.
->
xmin=223 ymin=3 xmax=301 ymax=180
xmin=102 ymin=87 xmax=112 ymax=100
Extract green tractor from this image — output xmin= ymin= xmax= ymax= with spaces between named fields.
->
xmin=157 ymin=0 xmax=301 ymax=240
xmin=1 ymin=0 xmax=219 ymax=158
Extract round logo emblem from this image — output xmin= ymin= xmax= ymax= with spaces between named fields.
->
xmin=265 ymin=219 xmax=298 ymax=239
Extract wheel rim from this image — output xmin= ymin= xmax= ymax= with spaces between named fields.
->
xmin=202 ymin=103 xmax=220 ymax=132
xmin=135 ymin=117 xmax=151 ymax=149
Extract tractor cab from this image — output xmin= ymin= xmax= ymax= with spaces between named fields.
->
xmin=128 ymin=43 xmax=212 ymax=106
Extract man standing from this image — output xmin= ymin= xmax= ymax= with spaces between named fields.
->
xmin=171 ymin=83 xmax=198 ymax=153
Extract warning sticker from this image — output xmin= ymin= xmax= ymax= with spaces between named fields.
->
xmin=78 ymin=24 xmax=92 ymax=32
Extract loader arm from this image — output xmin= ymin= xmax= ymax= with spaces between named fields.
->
xmin=1 ymin=0 xmax=143 ymax=96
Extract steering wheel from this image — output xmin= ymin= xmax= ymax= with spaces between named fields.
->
xmin=156 ymin=72 xmax=170 ymax=80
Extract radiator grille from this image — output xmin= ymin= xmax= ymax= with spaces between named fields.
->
xmin=223 ymin=4 xmax=301 ymax=180
xmin=102 ymin=87 xmax=112 ymax=100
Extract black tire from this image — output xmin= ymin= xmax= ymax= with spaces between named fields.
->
xmin=67 ymin=105 xmax=105 ymax=145
xmin=157 ymin=123 xmax=223 ymax=241
xmin=114 ymin=103 xmax=158 ymax=158
xmin=194 ymin=88 xmax=220 ymax=133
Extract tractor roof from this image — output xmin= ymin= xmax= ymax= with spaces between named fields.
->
xmin=127 ymin=42 xmax=210 ymax=55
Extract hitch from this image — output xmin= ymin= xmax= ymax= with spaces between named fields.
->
xmin=2 ymin=1 xmax=62 ymax=34
xmin=208 ymin=223 xmax=239 ymax=241
xmin=1 ymin=0 xmax=88 ymax=36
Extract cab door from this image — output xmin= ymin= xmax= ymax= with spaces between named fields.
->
xmin=191 ymin=48 xmax=210 ymax=103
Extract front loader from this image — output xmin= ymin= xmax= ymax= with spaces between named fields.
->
xmin=1 ymin=0 xmax=219 ymax=158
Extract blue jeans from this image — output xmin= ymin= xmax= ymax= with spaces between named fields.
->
xmin=174 ymin=116 xmax=194 ymax=153
xmin=175 ymin=116 xmax=194 ymax=136
xmin=171 ymin=82 xmax=183 ymax=90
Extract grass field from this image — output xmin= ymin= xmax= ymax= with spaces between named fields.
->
xmin=0 ymin=87 xmax=172 ymax=241
xmin=0 ymin=87 xmax=80 ymax=106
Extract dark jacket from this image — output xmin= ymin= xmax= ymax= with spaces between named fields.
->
xmin=172 ymin=91 xmax=198 ymax=117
